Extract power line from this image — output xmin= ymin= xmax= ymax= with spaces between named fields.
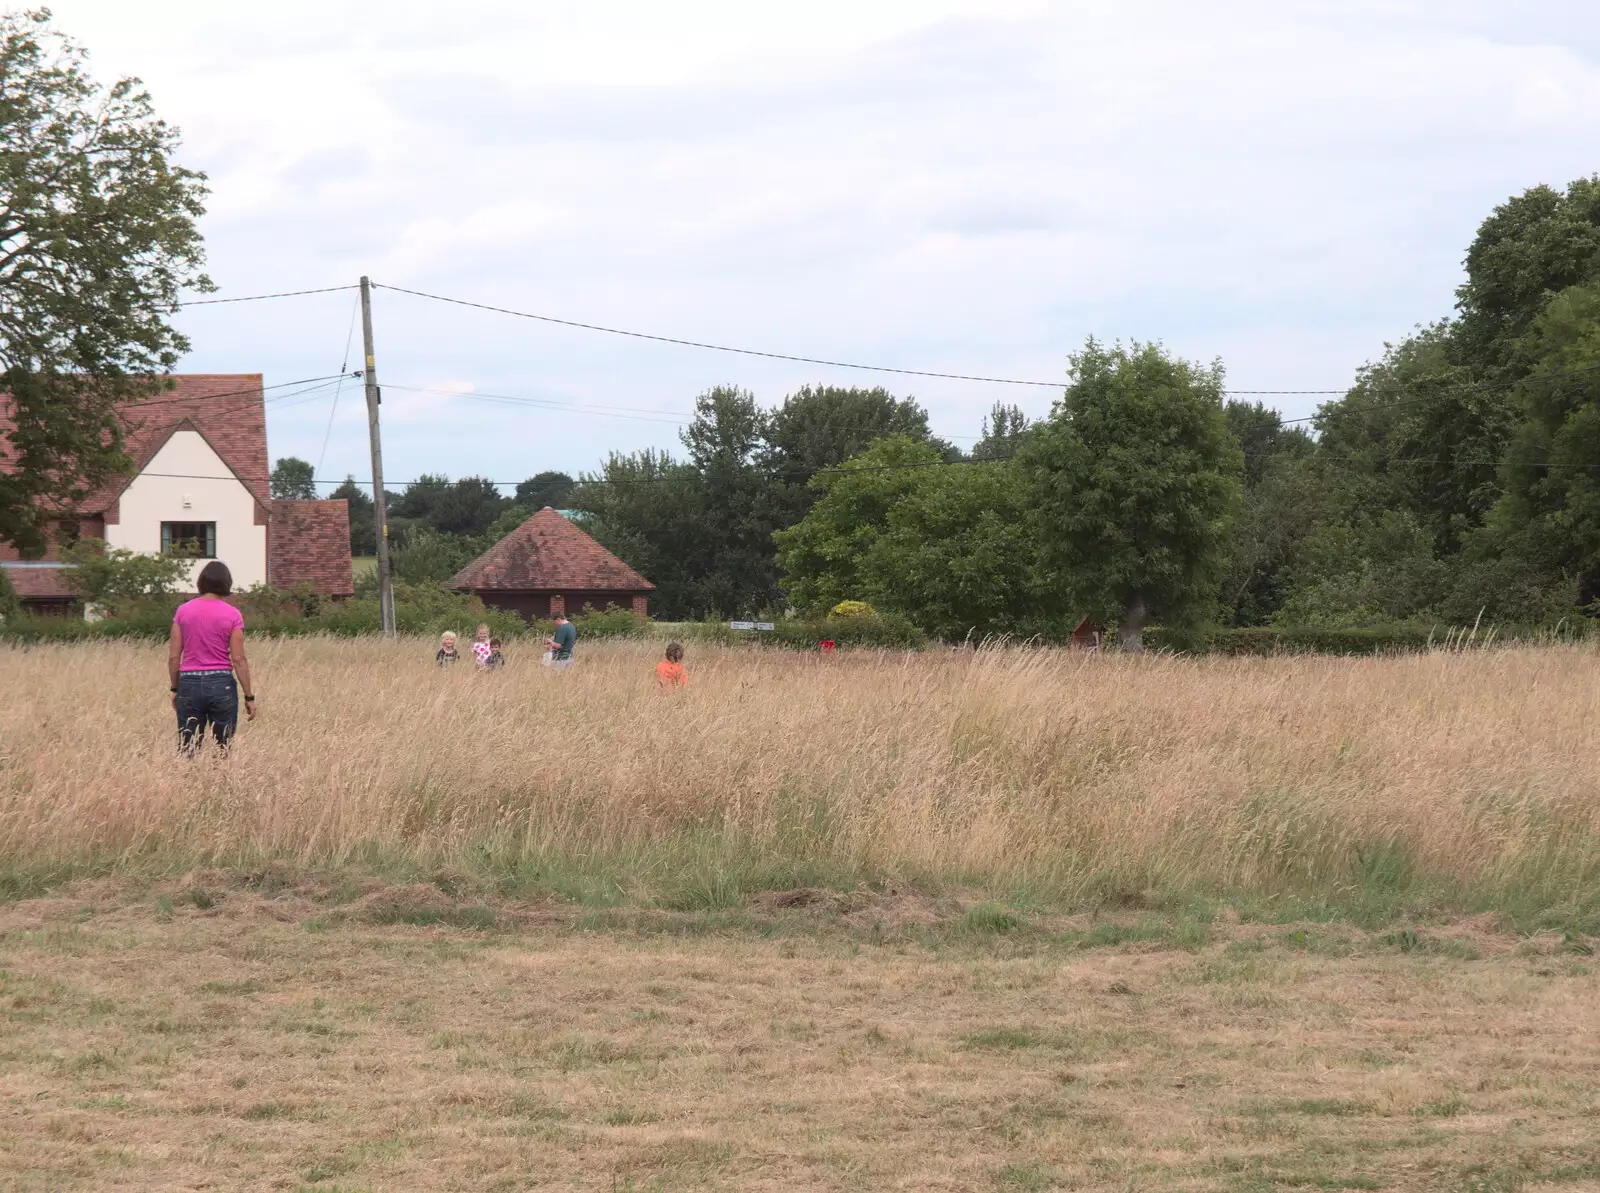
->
xmin=1277 ymin=362 xmax=1600 ymax=426
xmin=174 ymin=285 xmax=358 ymax=308
xmin=372 ymin=282 xmax=1080 ymax=388
xmin=317 ymin=296 xmax=362 ymax=480
xmin=120 ymin=373 xmax=360 ymax=411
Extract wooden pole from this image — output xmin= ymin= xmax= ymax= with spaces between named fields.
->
xmin=359 ymin=276 xmax=396 ymax=635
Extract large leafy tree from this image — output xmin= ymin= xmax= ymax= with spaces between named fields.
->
xmin=515 ymin=470 xmax=575 ymax=510
xmin=0 ymin=10 xmax=210 ymax=556
xmin=679 ymin=385 xmax=782 ymax=616
xmin=569 ymin=448 xmax=706 ymax=618
xmin=1018 ymin=340 xmax=1242 ymax=650
xmin=1484 ymin=282 xmax=1600 ymax=611
xmin=774 ymin=437 xmax=947 ymax=615
xmin=270 ymin=456 xmax=316 ymax=500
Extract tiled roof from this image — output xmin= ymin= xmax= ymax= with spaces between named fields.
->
xmin=0 ymin=375 xmax=271 ymax=515
xmin=268 ymin=500 xmax=354 ymax=597
xmin=1 ymin=562 xmax=76 ymax=600
xmin=451 ymin=507 xmax=653 ymax=593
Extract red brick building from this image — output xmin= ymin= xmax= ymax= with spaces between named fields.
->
xmin=2 ymin=375 xmax=354 ymax=614
xmin=450 ymin=506 xmax=654 ymax=621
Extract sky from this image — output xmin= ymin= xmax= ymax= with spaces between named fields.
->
xmin=45 ymin=0 xmax=1600 ymax=493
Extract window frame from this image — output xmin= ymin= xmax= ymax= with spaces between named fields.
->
xmin=161 ymin=521 xmax=217 ymax=559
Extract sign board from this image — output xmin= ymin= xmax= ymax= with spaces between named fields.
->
xmin=755 ymin=622 xmax=775 ymax=631
xmin=729 ymin=620 xmax=756 ymax=631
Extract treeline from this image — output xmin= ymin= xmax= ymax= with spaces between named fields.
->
xmin=295 ymin=176 xmax=1600 ymax=643
xmin=572 ymin=176 xmax=1600 ymax=640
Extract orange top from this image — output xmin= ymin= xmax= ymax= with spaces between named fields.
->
xmin=656 ymin=660 xmax=687 ymax=689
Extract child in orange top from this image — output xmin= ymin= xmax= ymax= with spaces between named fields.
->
xmin=655 ymin=642 xmax=687 ymax=690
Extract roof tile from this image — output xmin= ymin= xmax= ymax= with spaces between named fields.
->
xmin=451 ymin=508 xmax=653 ymax=593
xmin=268 ymin=500 xmax=354 ymax=596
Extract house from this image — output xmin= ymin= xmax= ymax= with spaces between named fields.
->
xmin=1 ymin=374 xmax=354 ymax=615
xmin=1070 ymin=616 xmax=1105 ymax=650
xmin=450 ymin=506 xmax=654 ymax=621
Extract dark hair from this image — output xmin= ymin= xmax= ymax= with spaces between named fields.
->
xmin=196 ymin=560 xmax=233 ymax=596
xmin=490 ymin=637 xmax=501 ymax=648
xmin=665 ymin=641 xmax=684 ymax=663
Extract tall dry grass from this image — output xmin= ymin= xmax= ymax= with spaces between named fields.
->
xmin=2 ymin=636 xmax=1597 ymax=920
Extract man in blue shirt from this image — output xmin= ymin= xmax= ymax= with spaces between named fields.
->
xmin=548 ymin=613 xmax=577 ymax=669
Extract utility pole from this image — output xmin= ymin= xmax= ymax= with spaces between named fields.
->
xmin=360 ymin=276 xmax=396 ymax=635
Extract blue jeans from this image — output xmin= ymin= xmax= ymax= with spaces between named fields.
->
xmin=176 ymin=670 xmax=238 ymax=755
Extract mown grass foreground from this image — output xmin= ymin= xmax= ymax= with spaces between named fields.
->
xmin=0 ymin=892 xmax=1596 ymax=1190
xmin=2 ymin=636 xmax=1599 ymax=928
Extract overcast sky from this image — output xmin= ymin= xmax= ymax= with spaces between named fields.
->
xmin=48 ymin=0 xmax=1600 ymax=492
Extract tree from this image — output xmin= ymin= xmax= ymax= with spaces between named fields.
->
xmin=330 ymin=476 xmax=375 ymax=556
xmin=1482 ymin=281 xmax=1600 ymax=611
xmin=515 ymin=471 xmax=575 ymax=510
xmin=388 ymin=474 xmax=507 ymax=537
xmin=1455 ymin=177 xmax=1600 ymax=373
xmin=569 ymin=448 xmax=707 ymax=618
xmin=774 ymin=437 xmax=947 ymax=615
xmin=763 ymin=385 xmax=933 ymax=475
xmin=680 ymin=386 xmax=781 ymax=615
xmin=270 ymin=456 xmax=316 ymax=500
xmin=1018 ymin=340 xmax=1242 ymax=651
xmin=0 ymin=11 xmax=210 ymax=557
xmin=971 ymin=402 xmax=1031 ymax=461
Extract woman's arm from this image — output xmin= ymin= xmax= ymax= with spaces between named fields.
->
xmin=229 ymin=626 xmax=256 ymax=720
xmin=168 ymin=623 xmax=183 ymax=704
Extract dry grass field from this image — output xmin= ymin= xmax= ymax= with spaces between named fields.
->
xmin=2 ymin=636 xmax=1598 ymax=923
xmin=0 ymin=889 xmax=1597 ymax=1191
xmin=2 ymin=637 xmax=1599 ymax=1189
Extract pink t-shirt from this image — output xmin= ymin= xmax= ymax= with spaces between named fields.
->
xmin=173 ymin=597 xmax=243 ymax=671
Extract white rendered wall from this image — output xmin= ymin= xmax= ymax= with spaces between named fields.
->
xmin=104 ymin=429 xmax=268 ymax=589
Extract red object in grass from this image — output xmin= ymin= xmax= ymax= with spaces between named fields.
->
xmin=819 ymin=640 xmax=837 ymax=654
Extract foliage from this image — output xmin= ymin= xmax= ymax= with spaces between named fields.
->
xmin=269 ymin=456 xmax=316 ymax=500
xmin=570 ymin=447 xmax=707 ymax=619
xmin=1484 ymin=281 xmax=1600 ymax=611
xmin=1018 ymin=339 xmax=1242 ymax=649
xmin=970 ymin=401 xmax=1031 ymax=461
xmin=388 ymin=474 xmax=509 ymax=539
xmin=389 ymin=527 xmax=482 ymax=585
xmin=329 ymin=476 xmax=377 ymax=556
xmin=774 ymin=437 xmax=947 ymax=615
xmin=515 ymin=471 xmax=576 ymax=510
xmin=829 ymin=600 xmax=876 ymax=619
xmin=0 ymin=565 xmax=19 ymax=620
xmin=0 ymin=10 xmax=210 ymax=557
xmin=60 ymin=538 xmax=188 ymax=612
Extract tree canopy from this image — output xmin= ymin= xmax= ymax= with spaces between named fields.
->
xmin=1018 ymin=340 xmax=1242 ymax=649
xmin=270 ymin=457 xmax=317 ymax=500
xmin=0 ymin=10 xmax=210 ymax=557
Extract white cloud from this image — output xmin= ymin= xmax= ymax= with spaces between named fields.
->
xmin=43 ymin=0 xmax=1600 ymax=487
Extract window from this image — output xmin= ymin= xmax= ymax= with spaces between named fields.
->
xmin=162 ymin=521 xmax=216 ymax=558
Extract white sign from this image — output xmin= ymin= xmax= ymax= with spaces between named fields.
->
xmin=729 ymin=620 xmax=756 ymax=631
xmin=755 ymin=622 xmax=776 ymax=631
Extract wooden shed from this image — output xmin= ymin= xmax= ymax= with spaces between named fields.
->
xmin=449 ymin=507 xmax=654 ymax=622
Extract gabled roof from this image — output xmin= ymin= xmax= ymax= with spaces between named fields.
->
xmin=0 ymin=375 xmax=271 ymax=514
xmin=451 ymin=507 xmax=654 ymax=593
xmin=269 ymin=499 xmax=354 ymax=597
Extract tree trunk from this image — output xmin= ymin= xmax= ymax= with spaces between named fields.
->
xmin=1119 ymin=592 xmax=1148 ymax=653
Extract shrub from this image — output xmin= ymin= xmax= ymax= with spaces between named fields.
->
xmin=61 ymin=538 xmax=188 ymax=613
xmin=829 ymin=600 xmax=877 ymax=620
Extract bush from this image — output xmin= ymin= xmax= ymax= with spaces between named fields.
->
xmin=829 ymin=600 xmax=877 ymax=620
xmin=1151 ymin=625 xmax=1460 ymax=656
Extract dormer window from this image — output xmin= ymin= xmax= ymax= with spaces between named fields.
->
xmin=162 ymin=521 xmax=216 ymax=558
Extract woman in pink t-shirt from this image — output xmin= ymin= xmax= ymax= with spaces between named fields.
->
xmin=168 ymin=560 xmax=256 ymax=755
